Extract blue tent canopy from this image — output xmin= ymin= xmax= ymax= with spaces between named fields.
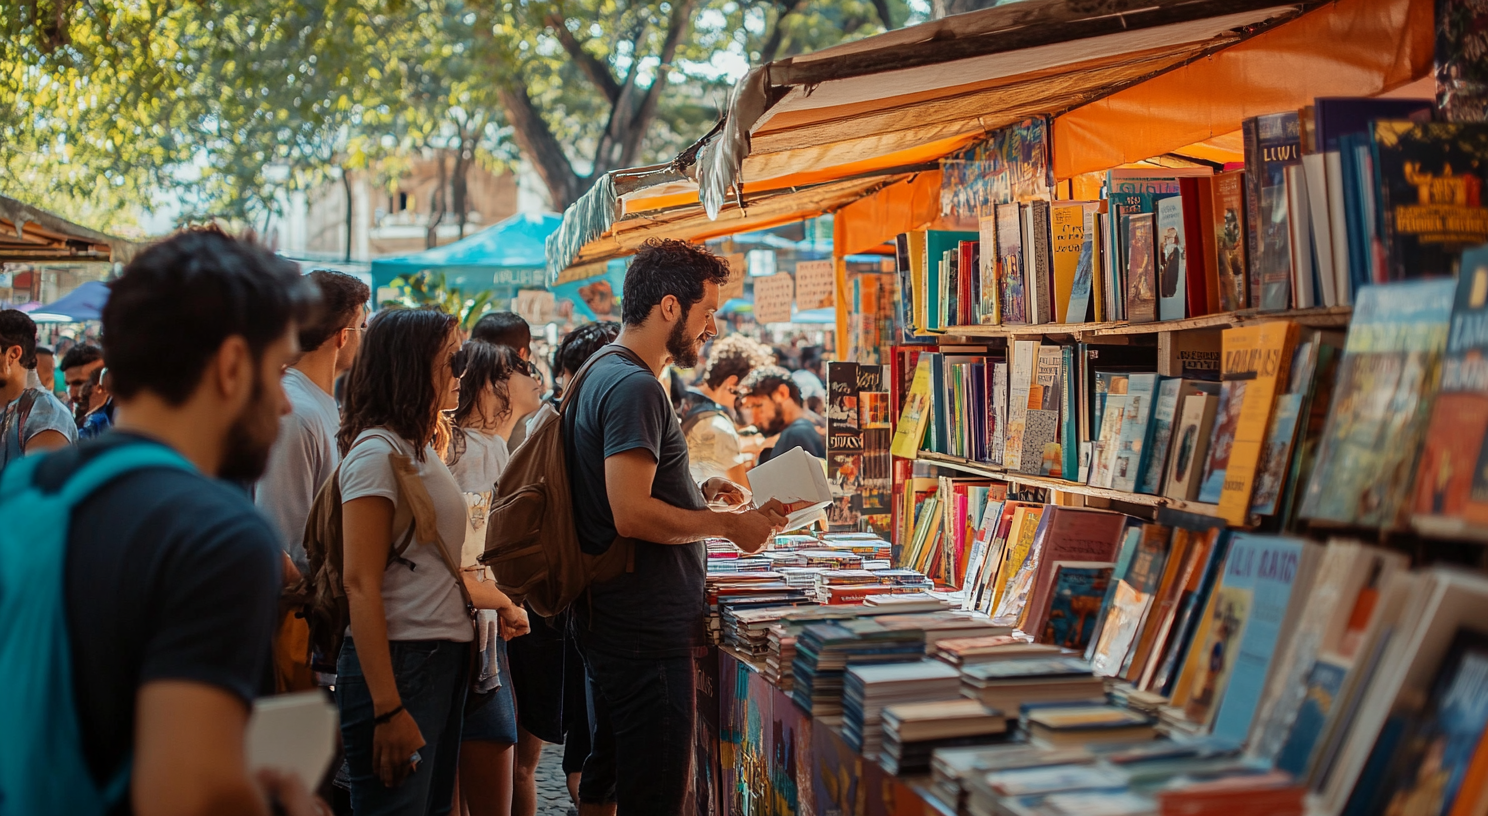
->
xmin=369 ymin=212 xmax=561 ymax=293
xmin=30 ymin=280 xmax=109 ymax=323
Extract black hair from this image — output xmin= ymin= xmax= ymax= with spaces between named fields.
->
xmin=0 ymin=310 xmax=38 ymax=370
xmin=338 ymin=307 xmax=459 ymax=461
xmin=471 ymin=311 xmax=532 ymax=350
xmin=59 ymin=343 xmax=103 ymax=372
xmin=554 ymin=321 xmax=621 ymax=377
xmin=738 ymin=364 xmax=802 ymax=405
xmin=702 ymin=334 xmax=773 ymax=390
xmin=298 ymin=270 xmax=371 ymax=353
xmin=102 ymin=228 xmax=317 ymax=405
xmin=452 ymin=340 xmax=523 ymax=428
xmin=621 ymin=238 xmax=731 ymax=327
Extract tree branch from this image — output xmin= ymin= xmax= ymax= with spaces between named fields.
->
xmin=870 ymin=0 xmax=897 ymax=29
xmin=615 ymin=0 xmax=696 ymax=169
xmin=758 ymin=0 xmax=808 ymax=64
xmin=543 ymin=13 xmax=623 ymax=105
xmin=593 ymin=16 xmax=651 ymax=175
xmin=496 ymin=82 xmax=583 ymax=209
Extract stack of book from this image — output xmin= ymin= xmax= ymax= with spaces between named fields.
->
xmin=704 ymin=573 xmax=812 ymax=645
xmin=764 ymin=624 xmax=798 ymax=691
xmin=791 ymin=618 xmax=925 ymax=721
xmin=813 ymin=569 xmax=887 ymax=604
xmin=800 ymin=550 xmax=866 ymax=570
xmin=1024 ymin=704 xmax=1157 ymax=748
xmin=932 ymin=636 xmax=1061 ymax=666
xmin=722 ymin=605 xmax=811 ymax=657
xmin=880 ymin=698 xmax=1008 ymax=775
xmin=842 ymin=659 xmax=962 ymax=758
xmin=960 ymin=656 xmax=1107 ymax=720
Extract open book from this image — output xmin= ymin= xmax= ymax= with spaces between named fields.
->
xmin=746 ymin=445 xmax=832 ymax=531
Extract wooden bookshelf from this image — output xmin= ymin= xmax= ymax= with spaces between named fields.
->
xmin=936 ymin=305 xmax=1353 ymax=342
xmin=916 ymin=451 xmax=1223 ymax=517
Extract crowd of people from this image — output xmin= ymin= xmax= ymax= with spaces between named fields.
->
xmin=0 ymin=230 xmax=834 ymax=816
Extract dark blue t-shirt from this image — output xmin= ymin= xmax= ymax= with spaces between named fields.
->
xmin=48 ymin=433 xmax=282 ymax=813
xmin=760 ymin=416 xmax=825 ymax=464
xmin=564 ymin=349 xmax=707 ymax=658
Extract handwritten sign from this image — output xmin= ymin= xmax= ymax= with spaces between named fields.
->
xmin=794 ymin=260 xmax=835 ymax=310
xmin=721 ymin=253 xmax=747 ymax=302
xmin=754 ymin=273 xmax=795 ymax=324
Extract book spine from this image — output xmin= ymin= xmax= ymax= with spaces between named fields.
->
xmin=1033 ymin=200 xmax=1055 ymax=324
xmin=1243 ymin=116 xmax=1263 ymax=309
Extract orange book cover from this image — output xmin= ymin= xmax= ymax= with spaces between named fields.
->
xmin=1449 ymin=724 xmax=1488 ymax=816
xmin=1216 ymin=321 xmax=1299 ymax=525
xmin=1123 ymin=527 xmax=1194 ymax=683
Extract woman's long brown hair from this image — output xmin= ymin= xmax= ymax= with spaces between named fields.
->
xmin=338 ymin=306 xmax=457 ymax=461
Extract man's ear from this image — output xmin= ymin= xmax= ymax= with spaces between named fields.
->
xmin=335 ymin=327 xmax=351 ymax=350
xmin=210 ymin=336 xmax=255 ymax=406
xmin=722 ymin=374 xmax=739 ymax=392
xmin=660 ymin=294 xmax=682 ymax=324
xmin=774 ymin=383 xmax=793 ymax=403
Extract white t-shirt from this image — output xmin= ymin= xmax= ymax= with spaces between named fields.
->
xmin=446 ymin=428 xmax=510 ymax=568
xmin=339 ymin=428 xmax=473 ymax=643
xmin=686 ymin=413 xmax=747 ymax=483
xmin=255 ymin=368 xmax=341 ymax=571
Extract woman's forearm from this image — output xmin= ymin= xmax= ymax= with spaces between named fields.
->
xmin=345 ymin=587 xmax=400 ymax=713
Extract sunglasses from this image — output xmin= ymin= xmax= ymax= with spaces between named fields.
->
xmin=450 ymin=348 xmax=468 ymax=378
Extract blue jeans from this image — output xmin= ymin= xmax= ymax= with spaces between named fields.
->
xmin=337 ymin=638 xmax=469 ymax=816
xmin=578 ymin=644 xmax=697 ymax=814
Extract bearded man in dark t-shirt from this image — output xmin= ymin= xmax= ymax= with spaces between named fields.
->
xmin=565 ymin=238 xmax=787 ymax=816
xmin=738 ymin=365 xmax=826 ymax=464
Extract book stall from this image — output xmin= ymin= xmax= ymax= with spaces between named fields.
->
xmin=545 ymin=0 xmax=1488 ymax=814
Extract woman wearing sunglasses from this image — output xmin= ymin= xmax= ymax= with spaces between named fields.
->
xmin=335 ymin=307 xmax=477 ymax=816
xmin=443 ymin=340 xmax=543 ymax=816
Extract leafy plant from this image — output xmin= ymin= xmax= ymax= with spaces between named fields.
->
xmin=385 ymin=270 xmax=497 ymax=331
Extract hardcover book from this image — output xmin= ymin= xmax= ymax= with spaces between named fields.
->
xmin=1414 ymin=246 xmax=1488 ymax=534
xmin=1214 ymin=321 xmax=1300 ymax=526
xmin=1089 ymin=523 xmax=1171 ymax=677
xmin=1372 ymin=121 xmax=1488 ymax=280
xmin=1243 ymin=112 xmax=1303 ymax=310
xmin=890 ymin=356 xmax=933 ymax=458
xmin=1037 ymin=563 xmax=1116 ymax=652
xmin=1017 ymin=508 xmax=1128 ymax=635
xmin=1250 ymin=337 xmax=1320 ymax=517
xmin=1110 ymin=372 xmax=1160 ymax=493
xmin=1017 ymin=345 xmax=1064 ymax=476
xmin=1125 ymin=213 xmax=1159 ymax=323
xmin=1139 ymin=378 xmax=1183 ymax=495
xmin=997 ymin=203 xmax=1028 ymax=324
xmin=1301 ymin=279 xmax=1457 ymax=527
xmin=1211 ymin=170 xmax=1249 ymax=311
xmin=979 ymin=215 xmax=1000 ymax=324
xmin=1003 ymin=340 xmax=1038 ymax=472
xmin=1165 ymin=393 xmax=1220 ymax=502
xmin=1067 ymin=206 xmax=1099 ymax=324
xmin=1051 ymin=201 xmax=1095 ymax=323
xmin=1029 ymin=200 xmax=1055 ymax=324
xmin=1197 ymin=381 xmax=1245 ymax=505
xmin=1156 ymin=195 xmax=1188 ymax=321
xmin=1179 ymin=176 xmax=1215 ymax=317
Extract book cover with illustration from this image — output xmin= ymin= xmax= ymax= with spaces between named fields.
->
xmin=1067 ymin=206 xmax=1101 ymax=324
xmin=1243 ymin=112 xmax=1303 ymax=310
xmin=1090 ymin=523 xmax=1172 ymax=677
xmin=1274 ymin=657 xmax=1351 ymax=777
xmin=979 ymin=215 xmax=1000 ymax=324
xmin=1211 ymin=170 xmax=1249 ymax=311
xmin=1213 ymin=322 xmax=1300 ymax=525
xmin=1157 ymin=195 xmax=1189 ymax=321
xmin=858 ymin=367 xmax=892 ymax=524
xmin=1301 ymin=279 xmax=1457 ymax=527
xmin=1372 ymin=121 xmax=1488 ymax=281
xmin=1039 ymin=563 xmax=1116 ymax=652
xmin=1125 ymin=213 xmax=1159 ymax=323
xmin=1414 ymin=245 xmax=1488 ymax=533
xmin=1139 ymin=378 xmax=1182 ymax=495
xmin=1208 ymin=535 xmax=1310 ymax=743
xmin=1051 ymin=202 xmax=1099 ymax=324
xmin=1372 ymin=628 xmax=1488 ymax=816
xmin=1018 ymin=508 xmax=1128 ymax=635
xmin=890 ymin=357 xmax=933 ymax=459
xmin=1197 ymin=381 xmax=1246 ymax=505
xmin=1251 ymin=338 xmax=1322 ymax=517
xmin=1018 ymin=345 xmax=1064 ymax=476
xmin=997 ymin=202 xmax=1028 ymax=324
xmin=1166 ymin=393 xmax=1220 ymax=501
xmin=1110 ymin=372 xmax=1160 ymax=493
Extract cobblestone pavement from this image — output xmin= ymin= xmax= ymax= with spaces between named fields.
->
xmin=534 ymin=742 xmax=575 ymax=816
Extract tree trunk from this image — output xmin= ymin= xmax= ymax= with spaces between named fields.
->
xmin=341 ymin=167 xmax=353 ymax=263
xmin=932 ymin=0 xmax=998 ymax=18
xmin=497 ymin=84 xmax=585 ymax=210
xmin=452 ymin=133 xmax=471 ymax=239
xmin=427 ymin=149 xmax=448 ymax=249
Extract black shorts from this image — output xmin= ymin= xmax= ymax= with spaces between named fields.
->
xmin=506 ymin=604 xmax=567 ymax=743
xmin=578 ymin=645 xmax=697 ymax=813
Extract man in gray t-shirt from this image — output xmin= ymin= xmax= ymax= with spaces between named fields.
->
xmin=0 ymin=309 xmax=77 ymax=471
xmin=254 ymin=271 xmax=369 ymax=572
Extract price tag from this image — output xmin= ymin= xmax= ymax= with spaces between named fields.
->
xmin=754 ymin=273 xmax=795 ymax=324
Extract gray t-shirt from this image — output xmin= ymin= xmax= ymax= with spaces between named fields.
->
xmin=340 ymin=429 xmax=473 ymax=643
xmin=255 ymin=368 xmax=340 ymax=571
xmin=0 ymin=387 xmax=78 ymax=469
xmin=446 ymin=428 xmax=510 ymax=495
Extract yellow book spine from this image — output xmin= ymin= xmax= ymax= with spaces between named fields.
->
xmin=1216 ymin=321 xmax=1299 ymax=524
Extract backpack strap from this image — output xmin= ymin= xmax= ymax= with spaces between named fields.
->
xmin=3 ymin=389 xmax=41 ymax=466
xmin=557 ymin=344 xmax=648 ymax=416
xmin=344 ymin=430 xmax=419 ymax=564
xmin=385 ymin=451 xmax=480 ymax=633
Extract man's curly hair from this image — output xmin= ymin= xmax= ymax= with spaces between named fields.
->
xmin=621 ymin=238 xmax=731 ymax=327
xmin=702 ymin=334 xmax=773 ymax=390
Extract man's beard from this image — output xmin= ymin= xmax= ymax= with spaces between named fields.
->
xmin=666 ymin=316 xmax=702 ymax=369
xmin=760 ymin=403 xmax=787 ymax=436
xmin=219 ymin=377 xmax=279 ymax=482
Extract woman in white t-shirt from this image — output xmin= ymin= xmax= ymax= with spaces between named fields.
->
xmin=334 ymin=308 xmax=527 ymax=816
xmin=442 ymin=340 xmax=543 ymax=816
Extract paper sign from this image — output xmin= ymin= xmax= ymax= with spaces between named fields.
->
xmin=247 ymin=691 xmax=339 ymax=792
xmin=514 ymin=289 xmax=556 ymax=325
xmin=746 ymin=445 xmax=833 ymax=532
xmin=754 ymin=273 xmax=795 ymax=323
xmin=721 ymin=253 xmax=747 ymax=302
xmin=794 ymin=260 xmax=835 ymax=310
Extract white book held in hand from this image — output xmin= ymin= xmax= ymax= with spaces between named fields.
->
xmin=746 ymin=445 xmax=834 ymax=531
xmin=246 ymin=690 xmax=339 ymax=793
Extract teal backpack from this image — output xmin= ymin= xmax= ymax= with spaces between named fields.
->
xmin=0 ymin=441 xmax=194 ymax=815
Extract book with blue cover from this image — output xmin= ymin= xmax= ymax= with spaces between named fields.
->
xmin=1038 ymin=562 xmax=1115 ymax=652
xmin=1205 ymin=534 xmax=1311 ymax=742
xmin=1110 ymin=372 xmax=1160 ymax=493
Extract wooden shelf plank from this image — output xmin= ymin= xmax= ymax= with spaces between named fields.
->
xmin=935 ymin=305 xmax=1352 ymax=342
xmin=915 ymin=451 xmax=1221 ymax=517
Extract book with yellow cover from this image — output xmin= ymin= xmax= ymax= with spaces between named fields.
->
xmin=1051 ymin=201 xmax=1099 ymax=324
xmin=908 ymin=230 xmax=928 ymax=333
xmin=891 ymin=357 xmax=933 ymax=459
xmin=1215 ymin=322 xmax=1299 ymax=525
xmin=989 ymin=505 xmax=1046 ymax=618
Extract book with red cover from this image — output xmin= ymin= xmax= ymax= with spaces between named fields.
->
xmin=1019 ymin=508 xmax=1130 ymax=636
xmin=1180 ymin=176 xmax=1214 ymax=317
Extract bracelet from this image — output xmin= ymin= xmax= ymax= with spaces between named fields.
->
xmin=373 ymin=705 xmax=405 ymax=726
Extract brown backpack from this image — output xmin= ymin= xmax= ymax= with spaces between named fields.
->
xmin=480 ymin=344 xmax=635 ymax=618
xmin=297 ymin=432 xmax=422 ymax=673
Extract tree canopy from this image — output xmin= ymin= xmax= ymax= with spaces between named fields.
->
xmin=0 ymin=0 xmax=921 ymax=234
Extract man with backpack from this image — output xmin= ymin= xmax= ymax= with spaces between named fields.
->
xmin=563 ymin=238 xmax=788 ymax=815
xmin=0 ymin=308 xmax=78 ymax=469
xmin=0 ymin=228 xmax=322 ymax=816
xmin=682 ymin=333 xmax=773 ymax=484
